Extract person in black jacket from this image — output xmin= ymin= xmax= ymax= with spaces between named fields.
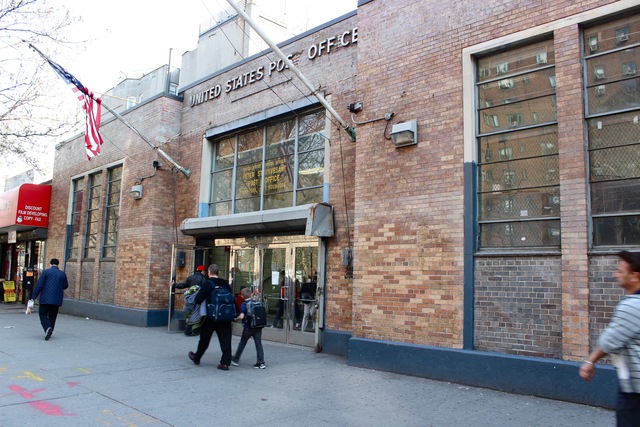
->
xmin=172 ymin=265 xmax=208 ymax=290
xmin=188 ymin=264 xmax=234 ymax=370
xmin=172 ymin=265 xmax=208 ymax=336
xmin=31 ymin=258 xmax=69 ymax=341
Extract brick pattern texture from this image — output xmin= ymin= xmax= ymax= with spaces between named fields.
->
xmin=353 ymin=0 xmax=618 ymax=352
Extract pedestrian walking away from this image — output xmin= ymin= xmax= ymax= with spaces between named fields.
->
xmin=231 ymin=287 xmax=266 ymax=369
xmin=579 ymin=250 xmax=640 ymax=427
xmin=188 ymin=264 xmax=234 ymax=370
xmin=30 ymin=258 xmax=69 ymax=341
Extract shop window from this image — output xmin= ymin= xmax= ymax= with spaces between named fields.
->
xmin=83 ymin=172 xmax=102 ymax=259
xmin=102 ymin=166 xmax=122 ymax=258
xmin=476 ymin=38 xmax=559 ymax=249
xmin=585 ymin=14 xmax=640 ymax=246
xmin=209 ymin=109 xmax=326 ymax=216
xmin=67 ymin=177 xmax=84 ymax=260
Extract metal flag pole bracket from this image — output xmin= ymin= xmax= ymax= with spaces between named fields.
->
xmin=97 ymin=101 xmax=190 ymax=179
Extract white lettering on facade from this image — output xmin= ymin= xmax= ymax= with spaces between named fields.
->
xmin=190 ymin=26 xmax=358 ymax=107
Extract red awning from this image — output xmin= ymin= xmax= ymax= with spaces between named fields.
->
xmin=0 ymin=183 xmax=51 ymax=231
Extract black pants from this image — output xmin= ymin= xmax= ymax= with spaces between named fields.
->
xmin=194 ymin=319 xmax=232 ymax=365
xmin=617 ymin=391 xmax=640 ymax=427
xmin=38 ymin=304 xmax=60 ymax=332
xmin=233 ymin=327 xmax=264 ymax=363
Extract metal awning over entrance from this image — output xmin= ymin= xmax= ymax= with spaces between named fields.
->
xmin=180 ymin=203 xmax=334 ymax=238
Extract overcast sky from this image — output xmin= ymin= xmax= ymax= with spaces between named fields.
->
xmin=61 ymin=0 xmax=357 ymax=94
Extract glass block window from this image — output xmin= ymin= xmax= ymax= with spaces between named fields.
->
xmin=67 ymin=177 xmax=84 ymax=259
xmin=585 ymin=15 xmax=640 ymax=246
xmin=83 ymin=172 xmax=102 ymax=259
xmin=209 ymin=109 xmax=326 ymax=216
xmin=476 ymin=39 xmax=560 ymax=249
xmin=102 ymin=166 xmax=122 ymax=258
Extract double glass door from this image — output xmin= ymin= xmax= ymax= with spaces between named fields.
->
xmin=227 ymin=237 xmax=320 ymax=347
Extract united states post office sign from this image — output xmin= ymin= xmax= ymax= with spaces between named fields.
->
xmin=190 ymin=27 xmax=358 ymax=108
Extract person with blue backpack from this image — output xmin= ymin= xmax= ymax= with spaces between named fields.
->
xmin=231 ymin=287 xmax=267 ymax=369
xmin=188 ymin=264 xmax=235 ymax=370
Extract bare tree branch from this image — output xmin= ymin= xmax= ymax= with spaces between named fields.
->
xmin=0 ymin=0 xmax=84 ymax=174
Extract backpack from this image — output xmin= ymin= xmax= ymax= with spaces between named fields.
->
xmin=206 ymin=284 xmax=236 ymax=322
xmin=246 ymin=300 xmax=267 ymax=328
xmin=183 ymin=285 xmax=205 ymax=325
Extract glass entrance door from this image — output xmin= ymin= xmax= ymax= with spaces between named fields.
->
xmin=226 ymin=238 xmax=319 ymax=346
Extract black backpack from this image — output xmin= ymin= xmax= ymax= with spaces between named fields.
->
xmin=246 ymin=300 xmax=267 ymax=328
xmin=206 ymin=283 xmax=236 ymax=322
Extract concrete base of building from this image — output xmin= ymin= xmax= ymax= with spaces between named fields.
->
xmin=323 ymin=329 xmax=617 ymax=409
xmin=61 ymin=299 xmax=168 ymax=327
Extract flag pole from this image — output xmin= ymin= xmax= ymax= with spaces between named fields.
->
xmin=99 ymin=102 xmax=191 ymax=179
xmin=225 ymin=0 xmax=356 ymax=142
xmin=28 ymin=43 xmax=190 ymax=179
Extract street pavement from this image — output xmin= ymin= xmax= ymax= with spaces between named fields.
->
xmin=0 ymin=301 xmax=615 ymax=427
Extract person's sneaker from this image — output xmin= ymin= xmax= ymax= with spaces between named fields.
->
xmin=44 ymin=327 xmax=52 ymax=341
xmin=217 ymin=364 xmax=229 ymax=371
xmin=253 ymin=362 xmax=266 ymax=369
xmin=230 ymin=359 xmax=239 ymax=366
xmin=188 ymin=351 xmax=200 ymax=365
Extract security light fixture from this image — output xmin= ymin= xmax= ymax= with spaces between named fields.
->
xmin=390 ymin=120 xmax=418 ymax=148
xmin=130 ymin=184 xmax=143 ymax=200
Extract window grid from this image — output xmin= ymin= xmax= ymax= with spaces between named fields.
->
xmin=67 ymin=177 xmax=84 ymax=259
xmin=476 ymin=39 xmax=560 ymax=249
xmin=83 ymin=172 xmax=102 ymax=259
xmin=584 ymin=15 xmax=640 ymax=246
xmin=102 ymin=166 xmax=122 ymax=258
xmin=209 ymin=109 xmax=325 ymax=216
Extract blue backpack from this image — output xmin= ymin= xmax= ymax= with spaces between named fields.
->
xmin=206 ymin=284 xmax=236 ymax=322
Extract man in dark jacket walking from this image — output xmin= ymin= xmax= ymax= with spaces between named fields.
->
xmin=188 ymin=264 xmax=234 ymax=370
xmin=31 ymin=258 xmax=69 ymax=340
xmin=172 ymin=265 xmax=208 ymax=336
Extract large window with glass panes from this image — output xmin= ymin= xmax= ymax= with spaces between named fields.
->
xmin=67 ymin=177 xmax=84 ymax=259
xmin=210 ymin=109 xmax=326 ymax=216
xmin=83 ymin=172 xmax=102 ymax=259
xmin=476 ymin=39 xmax=560 ymax=249
xmin=585 ymin=15 xmax=640 ymax=246
xmin=102 ymin=166 xmax=121 ymax=258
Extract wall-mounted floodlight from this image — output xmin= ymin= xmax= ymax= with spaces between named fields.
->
xmin=390 ymin=120 xmax=418 ymax=148
xmin=130 ymin=184 xmax=143 ymax=200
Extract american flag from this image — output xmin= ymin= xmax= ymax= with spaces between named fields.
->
xmin=31 ymin=45 xmax=103 ymax=159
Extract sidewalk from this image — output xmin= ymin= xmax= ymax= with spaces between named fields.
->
xmin=1 ymin=302 xmax=614 ymax=427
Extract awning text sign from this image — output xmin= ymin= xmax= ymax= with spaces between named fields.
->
xmin=0 ymin=183 xmax=51 ymax=229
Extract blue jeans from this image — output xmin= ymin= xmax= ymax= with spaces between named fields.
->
xmin=233 ymin=327 xmax=264 ymax=363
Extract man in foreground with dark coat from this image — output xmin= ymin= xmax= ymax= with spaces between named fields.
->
xmin=31 ymin=258 xmax=69 ymax=340
xmin=188 ymin=264 xmax=234 ymax=370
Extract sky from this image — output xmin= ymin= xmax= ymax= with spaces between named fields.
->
xmin=8 ymin=0 xmax=356 ymax=184
xmin=61 ymin=0 xmax=358 ymax=94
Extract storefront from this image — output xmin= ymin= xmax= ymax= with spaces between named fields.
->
xmin=0 ymin=183 xmax=50 ymax=302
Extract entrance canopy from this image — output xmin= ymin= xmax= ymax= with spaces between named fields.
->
xmin=0 ymin=183 xmax=52 ymax=232
xmin=180 ymin=203 xmax=333 ymax=238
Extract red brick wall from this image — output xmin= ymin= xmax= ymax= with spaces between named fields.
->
xmin=50 ymin=97 xmax=184 ymax=310
xmin=352 ymin=0 xmax=617 ymax=350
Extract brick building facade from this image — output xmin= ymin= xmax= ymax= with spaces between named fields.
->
xmin=46 ymin=0 xmax=640 ymax=407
